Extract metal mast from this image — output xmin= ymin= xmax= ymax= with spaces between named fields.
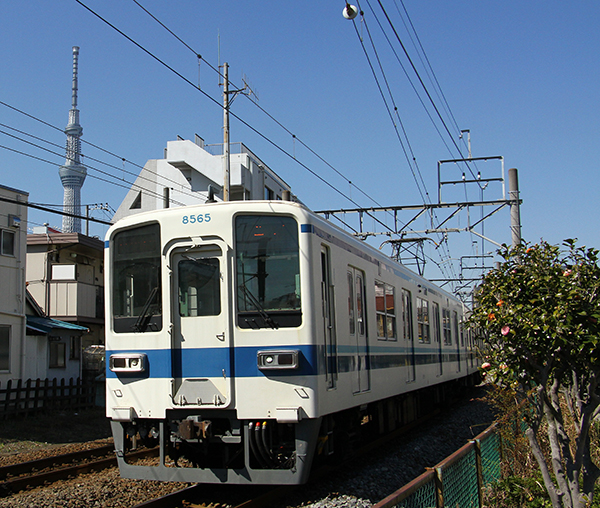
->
xmin=59 ymin=46 xmax=87 ymax=233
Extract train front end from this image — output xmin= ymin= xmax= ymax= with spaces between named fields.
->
xmin=104 ymin=202 xmax=321 ymax=484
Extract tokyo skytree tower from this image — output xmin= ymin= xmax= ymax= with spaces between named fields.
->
xmin=59 ymin=46 xmax=87 ymax=233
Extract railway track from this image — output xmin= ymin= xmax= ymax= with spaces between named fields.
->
xmin=0 ymin=445 xmax=156 ymax=494
xmin=0 ymin=387 xmax=492 ymax=508
xmin=128 ymin=388 xmax=493 ymax=508
xmin=128 ymin=411 xmax=438 ymax=508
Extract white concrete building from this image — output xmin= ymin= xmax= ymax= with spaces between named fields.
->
xmin=113 ymin=136 xmax=296 ymax=222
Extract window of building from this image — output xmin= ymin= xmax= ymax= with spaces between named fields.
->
xmin=130 ymin=192 xmax=142 ymax=209
xmin=375 ymin=281 xmax=396 ymax=340
xmin=49 ymin=341 xmax=66 ymax=368
xmin=443 ymin=308 xmax=452 ymax=345
xmin=70 ymin=336 xmax=81 ymax=360
xmin=417 ymin=297 xmax=430 ymax=343
xmin=1 ymin=229 xmax=15 ymax=256
xmin=264 ymin=187 xmax=274 ymax=200
xmin=0 ymin=326 xmax=9 ymax=371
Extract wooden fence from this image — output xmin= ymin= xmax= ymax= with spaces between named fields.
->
xmin=0 ymin=378 xmax=96 ymax=418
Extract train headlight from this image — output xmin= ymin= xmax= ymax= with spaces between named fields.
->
xmin=257 ymin=350 xmax=299 ymax=370
xmin=110 ymin=353 xmax=147 ymax=373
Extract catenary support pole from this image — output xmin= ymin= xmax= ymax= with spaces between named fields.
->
xmin=508 ymin=167 xmax=521 ymax=247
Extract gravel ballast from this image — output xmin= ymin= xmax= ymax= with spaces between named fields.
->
xmin=0 ymin=387 xmax=493 ymax=507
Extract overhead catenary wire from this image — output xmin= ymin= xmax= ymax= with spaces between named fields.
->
xmin=124 ymin=0 xmax=458 ymax=276
xmin=73 ymin=0 xmax=410 ymax=242
xmin=124 ymin=0 xmax=437 ymax=266
xmin=0 ymin=139 xmax=187 ymax=210
xmin=369 ymin=0 xmax=482 ymax=187
xmin=393 ymin=0 xmax=461 ymax=137
xmin=128 ymin=0 xmax=389 ymax=211
xmin=352 ymin=1 xmax=460 ymax=283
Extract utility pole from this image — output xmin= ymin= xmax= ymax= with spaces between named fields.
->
xmin=221 ymin=63 xmax=255 ymax=202
xmin=508 ymin=167 xmax=521 ymax=247
xmin=222 ymin=62 xmax=230 ymax=202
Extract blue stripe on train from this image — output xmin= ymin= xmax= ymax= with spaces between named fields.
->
xmin=105 ymin=344 xmax=467 ymax=379
xmin=105 ymin=345 xmax=319 ymax=379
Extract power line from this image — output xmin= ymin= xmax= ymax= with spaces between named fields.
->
xmin=349 ymin=2 xmax=463 ymax=285
xmin=73 ymin=0 xmax=415 ymax=243
xmin=0 ymin=119 xmax=207 ymax=206
xmin=0 ymin=195 xmax=111 ymax=226
xmin=370 ymin=0 xmax=481 ymax=187
xmin=394 ymin=0 xmax=462 ymax=137
xmin=128 ymin=0 xmax=389 ymax=211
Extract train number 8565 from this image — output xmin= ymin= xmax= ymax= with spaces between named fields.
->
xmin=182 ymin=213 xmax=211 ymax=224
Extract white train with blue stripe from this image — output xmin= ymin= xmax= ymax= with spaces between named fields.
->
xmin=105 ymin=200 xmax=479 ymax=484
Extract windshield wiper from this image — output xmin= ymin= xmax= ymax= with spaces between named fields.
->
xmin=239 ymin=282 xmax=278 ymax=329
xmin=132 ymin=286 xmax=159 ymax=332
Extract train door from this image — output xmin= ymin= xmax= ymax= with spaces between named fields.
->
xmin=453 ymin=310 xmax=461 ymax=373
xmin=321 ymin=246 xmax=337 ymax=389
xmin=348 ymin=267 xmax=369 ymax=394
xmin=432 ymin=301 xmax=442 ymax=376
xmin=402 ymin=289 xmax=416 ymax=382
xmin=170 ymin=242 xmax=232 ymax=407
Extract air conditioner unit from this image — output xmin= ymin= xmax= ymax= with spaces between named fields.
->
xmin=9 ymin=215 xmax=20 ymax=229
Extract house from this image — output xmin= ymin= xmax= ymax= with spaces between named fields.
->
xmin=26 ymin=228 xmax=105 ymax=350
xmin=0 ymin=183 xmax=28 ymax=385
xmin=24 ymin=290 xmax=88 ymax=381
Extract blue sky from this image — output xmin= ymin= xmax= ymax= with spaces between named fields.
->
xmin=1 ymin=1 xmax=599 ymax=286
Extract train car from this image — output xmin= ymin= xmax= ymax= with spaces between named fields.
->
xmin=104 ymin=200 xmax=479 ymax=485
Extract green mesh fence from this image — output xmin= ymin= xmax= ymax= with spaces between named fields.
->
xmin=439 ymin=446 xmax=479 ymax=507
xmin=374 ymin=424 xmax=502 ymax=508
xmin=479 ymin=431 xmax=501 ymax=485
xmin=395 ymin=478 xmax=436 ymax=508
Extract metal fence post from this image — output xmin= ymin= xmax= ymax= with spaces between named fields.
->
xmin=434 ymin=466 xmax=444 ymax=508
xmin=474 ymin=438 xmax=484 ymax=508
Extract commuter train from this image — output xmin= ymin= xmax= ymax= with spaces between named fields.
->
xmin=104 ymin=200 xmax=479 ymax=484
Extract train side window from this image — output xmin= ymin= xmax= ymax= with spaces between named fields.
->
xmin=442 ymin=308 xmax=452 ymax=345
xmin=348 ymin=271 xmax=356 ymax=335
xmin=376 ymin=281 xmax=396 ymax=340
xmin=417 ymin=297 xmax=430 ymax=344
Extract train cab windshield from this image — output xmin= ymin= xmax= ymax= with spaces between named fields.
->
xmin=235 ymin=215 xmax=301 ymax=329
xmin=111 ymin=223 xmax=162 ymax=333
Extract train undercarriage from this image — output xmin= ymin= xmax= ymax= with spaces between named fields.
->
xmin=110 ymin=376 xmax=479 ymax=485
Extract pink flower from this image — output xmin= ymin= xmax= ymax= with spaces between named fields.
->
xmin=481 ymin=362 xmax=491 ymax=369
xmin=501 ymin=325 xmax=510 ymax=336
xmin=563 ymin=269 xmax=572 ymax=276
